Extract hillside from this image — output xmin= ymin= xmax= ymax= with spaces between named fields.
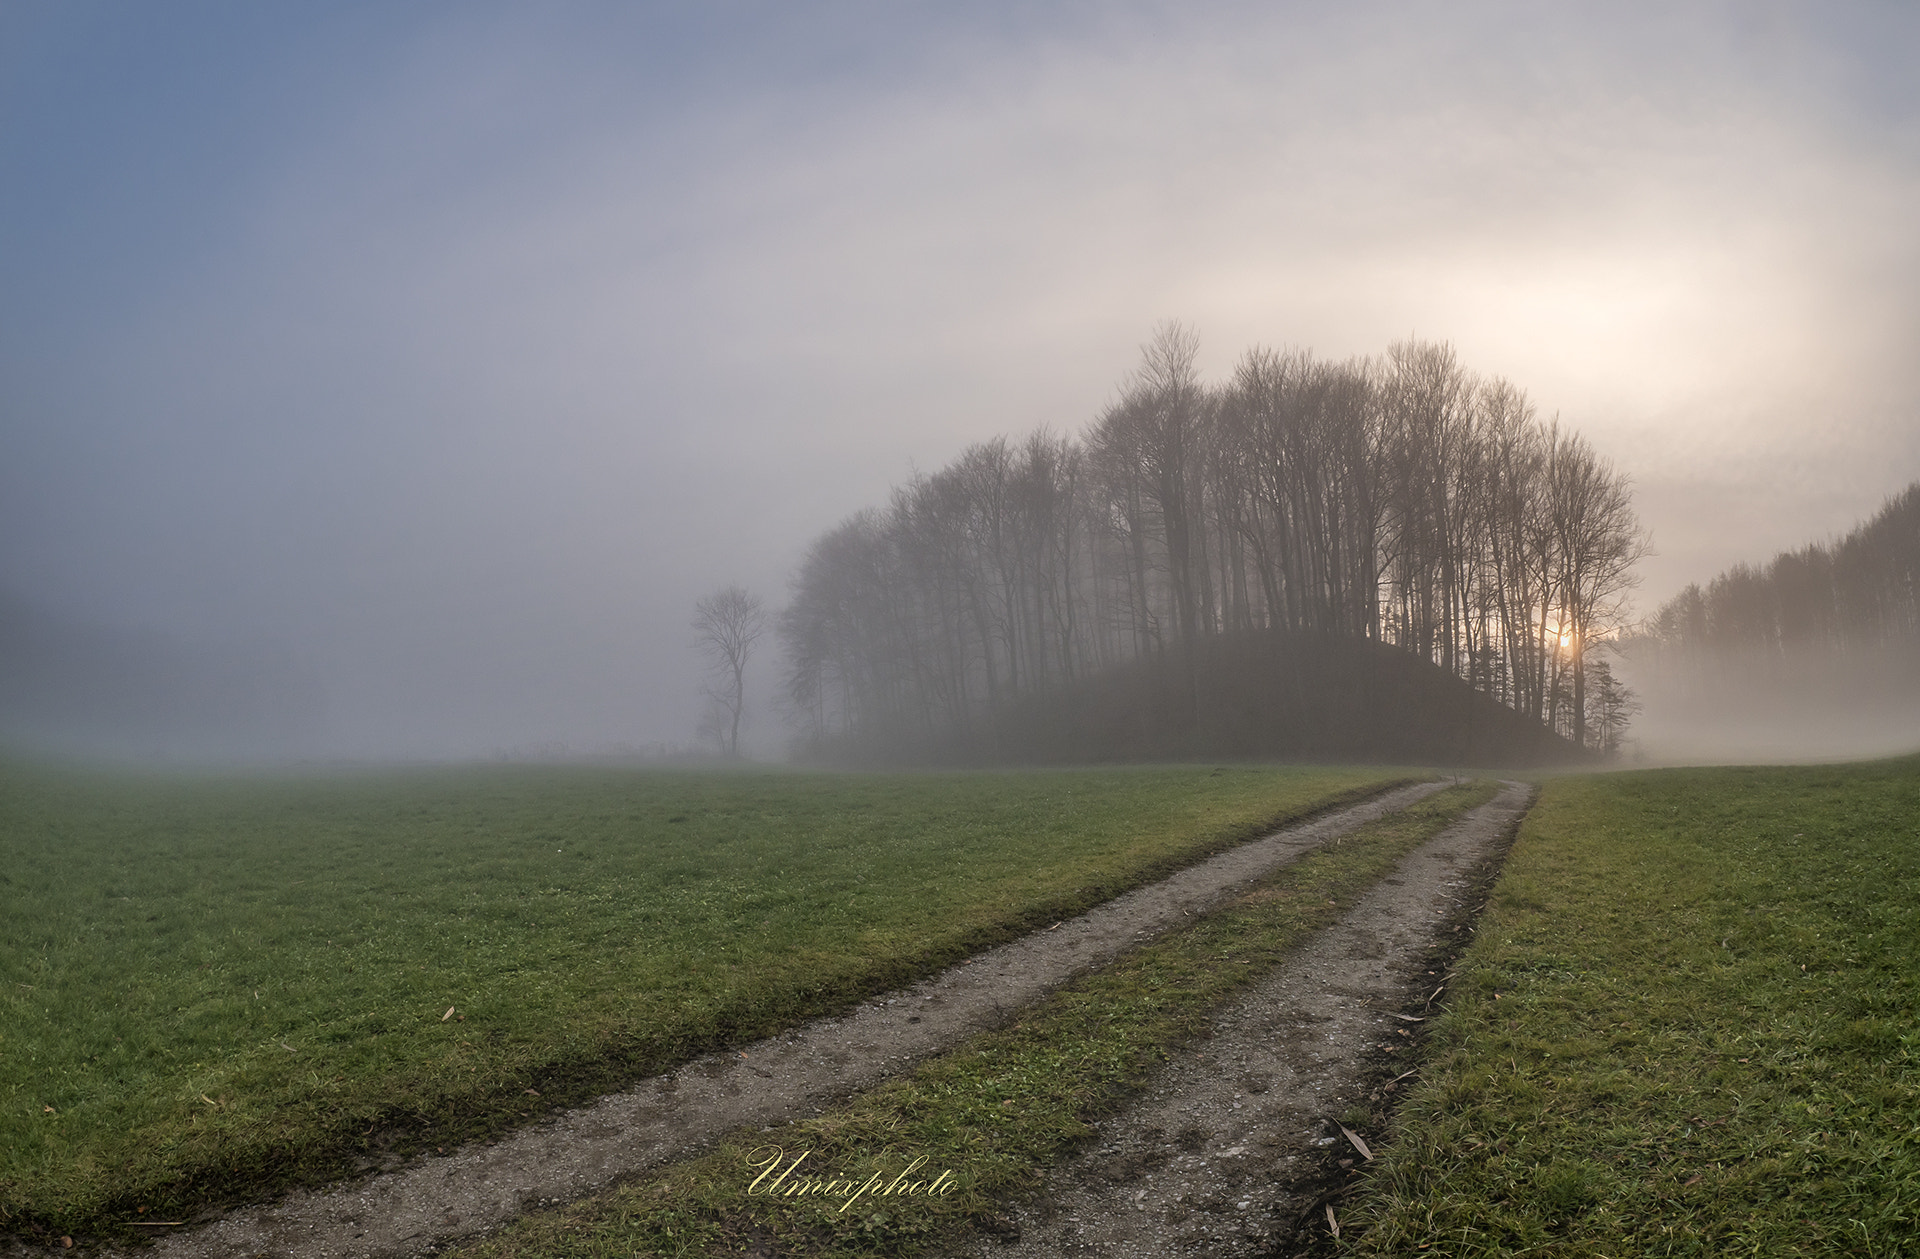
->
xmin=782 ymin=334 xmax=1644 ymax=765
xmin=796 ymin=629 xmax=1589 ymax=768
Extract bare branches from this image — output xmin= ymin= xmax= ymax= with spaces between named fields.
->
xmin=691 ymin=584 xmax=765 ymax=757
xmin=779 ymin=329 xmax=1649 ymax=754
xmin=1636 ymin=482 xmax=1920 ymax=690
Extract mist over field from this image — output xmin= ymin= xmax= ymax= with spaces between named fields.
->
xmin=3 ymin=2 xmax=1918 ymax=764
xmin=1614 ymin=485 xmax=1920 ymax=765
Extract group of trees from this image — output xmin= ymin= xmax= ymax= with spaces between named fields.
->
xmin=778 ymin=327 xmax=1646 ymax=755
xmin=1630 ymin=483 xmax=1919 ymax=688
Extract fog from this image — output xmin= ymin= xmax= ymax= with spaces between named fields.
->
xmin=1616 ymin=643 xmax=1920 ymax=767
xmin=4 ymin=2 xmax=1918 ymax=763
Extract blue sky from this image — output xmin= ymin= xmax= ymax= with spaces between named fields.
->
xmin=4 ymin=1 xmax=1918 ymax=758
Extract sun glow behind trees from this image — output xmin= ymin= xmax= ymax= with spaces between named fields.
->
xmin=782 ymin=328 xmax=1646 ymax=756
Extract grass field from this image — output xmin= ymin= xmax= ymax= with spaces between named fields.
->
xmin=1348 ymin=757 xmax=1920 ymax=1257
xmin=444 ymin=781 xmax=1499 ymax=1258
xmin=0 ymin=758 xmax=1406 ymax=1237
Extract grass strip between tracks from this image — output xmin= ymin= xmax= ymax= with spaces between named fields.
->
xmin=450 ymin=780 xmax=1500 ymax=1259
xmin=1344 ymin=758 xmax=1920 ymax=1258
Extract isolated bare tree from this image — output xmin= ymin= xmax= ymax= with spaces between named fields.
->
xmin=691 ymin=584 xmax=766 ymax=757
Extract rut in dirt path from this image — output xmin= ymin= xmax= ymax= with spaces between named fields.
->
xmin=88 ymin=780 xmax=1451 ymax=1259
xmin=940 ymin=780 xmax=1535 ymax=1259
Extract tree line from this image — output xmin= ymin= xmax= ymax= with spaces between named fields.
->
xmin=779 ymin=326 xmax=1646 ymax=756
xmin=1633 ymin=482 xmax=1919 ymax=683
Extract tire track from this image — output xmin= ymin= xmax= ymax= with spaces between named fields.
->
xmin=939 ymin=781 xmax=1534 ymax=1258
xmin=89 ymin=780 xmax=1450 ymax=1259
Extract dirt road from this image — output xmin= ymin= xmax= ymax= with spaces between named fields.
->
xmin=95 ymin=780 xmax=1452 ymax=1259
xmin=938 ymin=781 xmax=1534 ymax=1258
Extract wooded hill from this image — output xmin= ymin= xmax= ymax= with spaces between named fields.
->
xmin=802 ymin=628 xmax=1588 ymax=767
xmin=781 ymin=327 xmax=1642 ymax=767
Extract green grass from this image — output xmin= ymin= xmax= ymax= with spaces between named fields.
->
xmin=1347 ymin=757 xmax=1920 ymax=1257
xmin=446 ymin=781 xmax=1500 ymax=1258
xmin=0 ymin=759 xmax=1406 ymax=1237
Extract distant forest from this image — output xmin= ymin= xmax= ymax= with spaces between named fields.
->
xmin=779 ymin=327 xmax=1645 ymax=762
xmin=1628 ymin=484 xmax=1920 ymax=694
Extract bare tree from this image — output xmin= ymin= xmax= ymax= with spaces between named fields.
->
xmin=1589 ymin=654 xmax=1640 ymax=756
xmin=1543 ymin=428 xmax=1648 ymax=747
xmin=691 ymin=584 xmax=766 ymax=757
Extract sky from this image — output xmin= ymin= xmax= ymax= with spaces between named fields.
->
xmin=3 ymin=1 xmax=1918 ymax=761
